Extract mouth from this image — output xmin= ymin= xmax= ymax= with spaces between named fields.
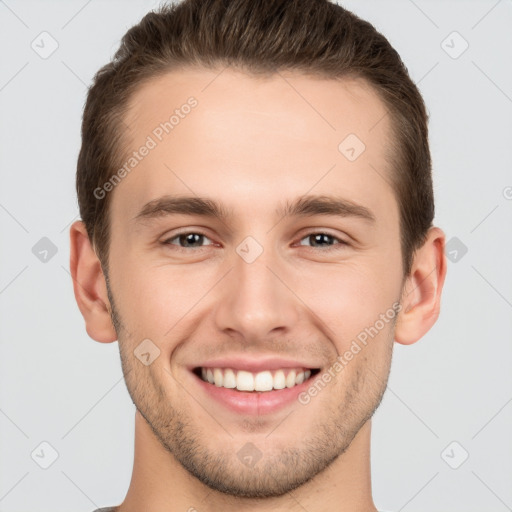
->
xmin=192 ymin=366 xmax=322 ymax=393
xmin=189 ymin=362 xmax=323 ymax=415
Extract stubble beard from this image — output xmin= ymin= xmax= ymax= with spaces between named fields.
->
xmin=105 ymin=277 xmax=394 ymax=499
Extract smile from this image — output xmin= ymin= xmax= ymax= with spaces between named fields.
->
xmin=194 ymin=367 xmax=321 ymax=392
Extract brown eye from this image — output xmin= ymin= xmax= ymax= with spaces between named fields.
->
xmin=298 ymin=232 xmax=348 ymax=250
xmin=163 ymin=232 xmax=214 ymax=249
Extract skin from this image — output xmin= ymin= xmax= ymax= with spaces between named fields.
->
xmin=70 ymin=67 xmax=446 ymax=512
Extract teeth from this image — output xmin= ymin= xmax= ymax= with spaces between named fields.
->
xmin=223 ymin=368 xmax=237 ymax=388
xmin=214 ymin=368 xmax=223 ymax=387
xmin=273 ymin=370 xmax=286 ymax=389
xmin=199 ymin=367 xmax=314 ymax=392
xmin=286 ymin=370 xmax=296 ymax=388
xmin=237 ymin=370 xmax=255 ymax=391
xmin=254 ymin=371 xmax=273 ymax=391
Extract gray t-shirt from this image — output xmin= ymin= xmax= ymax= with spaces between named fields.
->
xmin=92 ymin=509 xmax=391 ymax=511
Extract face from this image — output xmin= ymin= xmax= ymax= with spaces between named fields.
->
xmin=105 ymin=67 xmax=404 ymax=498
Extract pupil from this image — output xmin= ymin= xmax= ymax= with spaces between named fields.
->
xmin=313 ymin=234 xmax=331 ymax=246
xmin=182 ymin=233 xmax=202 ymax=247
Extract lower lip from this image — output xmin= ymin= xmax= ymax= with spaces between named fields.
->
xmin=191 ymin=370 xmax=318 ymax=415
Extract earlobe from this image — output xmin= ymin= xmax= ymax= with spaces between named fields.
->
xmin=394 ymin=227 xmax=447 ymax=345
xmin=69 ymin=220 xmax=118 ymax=343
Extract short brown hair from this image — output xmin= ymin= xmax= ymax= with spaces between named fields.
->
xmin=76 ymin=0 xmax=434 ymax=277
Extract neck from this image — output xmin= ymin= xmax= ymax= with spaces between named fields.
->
xmin=116 ymin=411 xmax=377 ymax=512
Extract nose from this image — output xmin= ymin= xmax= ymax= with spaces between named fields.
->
xmin=213 ymin=243 xmax=300 ymax=343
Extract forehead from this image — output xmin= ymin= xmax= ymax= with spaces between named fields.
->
xmin=124 ymin=67 xmax=390 ymax=147
xmin=114 ymin=66 xmax=396 ymax=224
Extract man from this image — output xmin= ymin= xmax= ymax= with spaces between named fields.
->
xmin=69 ymin=0 xmax=446 ymax=510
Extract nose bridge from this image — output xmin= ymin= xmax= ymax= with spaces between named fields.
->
xmin=213 ymin=237 xmax=299 ymax=338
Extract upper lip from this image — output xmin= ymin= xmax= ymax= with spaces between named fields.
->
xmin=191 ymin=356 xmax=320 ymax=373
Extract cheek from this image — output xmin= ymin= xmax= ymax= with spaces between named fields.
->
xmin=112 ymin=258 xmax=217 ymax=337
xmin=293 ymin=257 xmax=401 ymax=346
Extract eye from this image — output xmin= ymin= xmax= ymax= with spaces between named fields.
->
xmin=160 ymin=230 xmax=348 ymax=252
xmin=297 ymin=232 xmax=348 ymax=251
xmin=162 ymin=231 xmax=215 ymax=249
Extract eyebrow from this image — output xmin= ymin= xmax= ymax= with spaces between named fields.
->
xmin=132 ymin=194 xmax=376 ymax=224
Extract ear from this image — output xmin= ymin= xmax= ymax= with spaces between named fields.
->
xmin=69 ymin=220 xmax=117 ymax=343
xmin=394 ymin=226 xmax=447 ymax=345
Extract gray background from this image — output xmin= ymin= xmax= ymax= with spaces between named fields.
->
xmin=0 ymin=1 xmax=511 ymax=511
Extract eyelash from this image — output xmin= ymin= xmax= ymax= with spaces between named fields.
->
xmin=161 ymin=231 xmax=349 ymax=253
